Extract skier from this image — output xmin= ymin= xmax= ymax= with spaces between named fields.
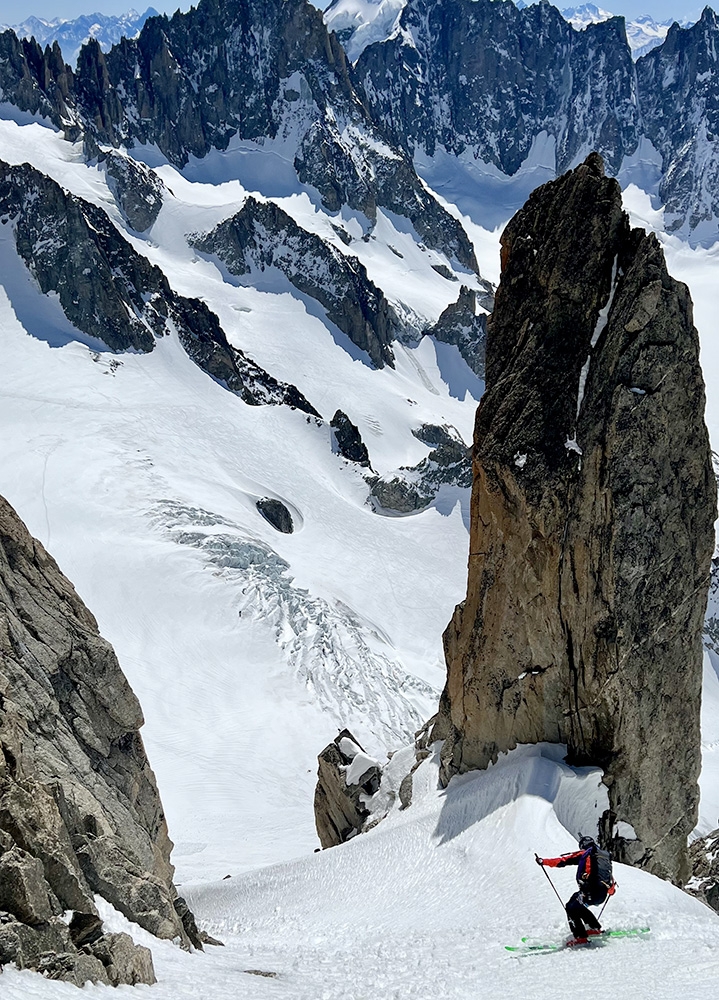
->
xmin=535 ymin=835 xmax=616 ymax=944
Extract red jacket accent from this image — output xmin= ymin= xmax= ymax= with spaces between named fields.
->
xmin=543 ymin=850 xmax=591 ymax=875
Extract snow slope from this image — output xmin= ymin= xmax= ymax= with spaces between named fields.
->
xmin=4 ymin=745 xmax=719 ymax=1000
xmin=0 ymin=114 xmax=481 ymax=882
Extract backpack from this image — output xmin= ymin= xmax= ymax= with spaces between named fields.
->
xmin=583 ymin=846 xmax=615 ymax=904
xmin=594 ymin=846 xmax=614 ymax=890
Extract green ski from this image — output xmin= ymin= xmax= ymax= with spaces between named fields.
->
xmin=506 ymin=927 xmax=650 ymax=956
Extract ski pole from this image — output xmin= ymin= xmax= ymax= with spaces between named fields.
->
xmin=597 ymin=883 xmax=616 ymax=922
xmin=535 ymin=854 xmax=565 ymax=914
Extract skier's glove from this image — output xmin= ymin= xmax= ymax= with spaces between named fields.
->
xmin=535 ymin=855 xmax=544 ymax=866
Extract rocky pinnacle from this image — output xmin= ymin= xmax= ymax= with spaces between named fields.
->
xmin=432 ymin=153 xmax=716 ymax=883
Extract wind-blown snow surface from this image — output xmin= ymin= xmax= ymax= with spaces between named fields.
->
xmin=4 ymin=746 xmax=719 ymax=999
xmin=1 ymin=112 xmax=719 ymax=998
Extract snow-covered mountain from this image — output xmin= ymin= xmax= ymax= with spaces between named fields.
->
xmin=0 ymin=8 xmax=157 ymax=66
xmin=0 ymin=0 xmax=719 ymax=993
xmin=560 ymin=3 xmax=680 ymax=57
xmin=324 ymin=0 xmax=689 ymax=62
xmin=322 ymin=0 xmax=406 ymax=62
xmin=4 ymin=0 xmax=719 ymax=241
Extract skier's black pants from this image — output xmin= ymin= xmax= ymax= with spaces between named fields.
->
xmin=565 ymin=890 xmax=602 ymax=938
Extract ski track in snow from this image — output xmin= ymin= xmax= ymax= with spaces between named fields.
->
xmin=0 ymin=111 xmax=719 ymax=998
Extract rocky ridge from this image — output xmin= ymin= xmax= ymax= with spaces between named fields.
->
xmin=355 ymin=0 xmax=638 ymax=176
xmin=352 ymin=0 xmax=719 ymax=240
xmin=3 ymin=0 xmax=719 ymax=244
xmin=368 ymin=423 xmax=471 ymax=514
xmin=324 ymin=0 xmax=678 ymax=62
xmin=0 ymin=160 xmax=318 ymax=415
xmin=193 ymin=197 xmax=399 ymax=369
xmin=0 ymin=0 xmax=478 ymax=274
xmin=0 ymin=493 xmax=197 ymax=984
xmin=636 ymin=9 xmax=719 ymax=236
xmin=426 ymin=286 xmax=490 ymax=378
xmin=431 ymin=154 xmax=716 ymax=884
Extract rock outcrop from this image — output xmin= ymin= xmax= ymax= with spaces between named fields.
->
xmin=256 ymin=498 xmax=294 ymax=534
xmin=331 ymin=410 xmax=371 ymax=466
xmin=101 ymin=150 xmax=165 ymax=232
xmin=433 ymin=154 xmax=716 ymax=884
xmin=369 ymin=423 xmax=471 ymax=514
xmin=0 ymin=160 xmax=318 ymax=415
xmin=0 ymin=493 xmax=193 ymax=983
xmin=314 ymin=730 xmax=381 ymax=848
xmin=427 ymin=286 xmax=490 ymax=379
xmin=705 ymin=556 xmax=719 ymax=653
xmin=687 ymin=828 xmax=719 ymax=915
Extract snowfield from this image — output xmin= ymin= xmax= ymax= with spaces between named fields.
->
xmin=0 ymin=108 xmax=718 ymax=998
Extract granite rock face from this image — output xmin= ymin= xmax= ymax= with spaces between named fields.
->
xmin=0 ymin=493 xmax=186 ymax=982
xmin=194 ymin=198 xmax=398 ymax=369
xmin=433 ymin=154 xmax=716 ymax=884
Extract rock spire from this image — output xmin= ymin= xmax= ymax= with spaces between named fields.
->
xmin=433 ymin=153 xmax=716 ymax=883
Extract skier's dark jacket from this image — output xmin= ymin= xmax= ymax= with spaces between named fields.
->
xmin=543 ymin=847 xmax=615 ymax=905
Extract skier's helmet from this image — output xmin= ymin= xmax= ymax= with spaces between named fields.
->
xmin=578 ymin=836 xmax=596 ymax=850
